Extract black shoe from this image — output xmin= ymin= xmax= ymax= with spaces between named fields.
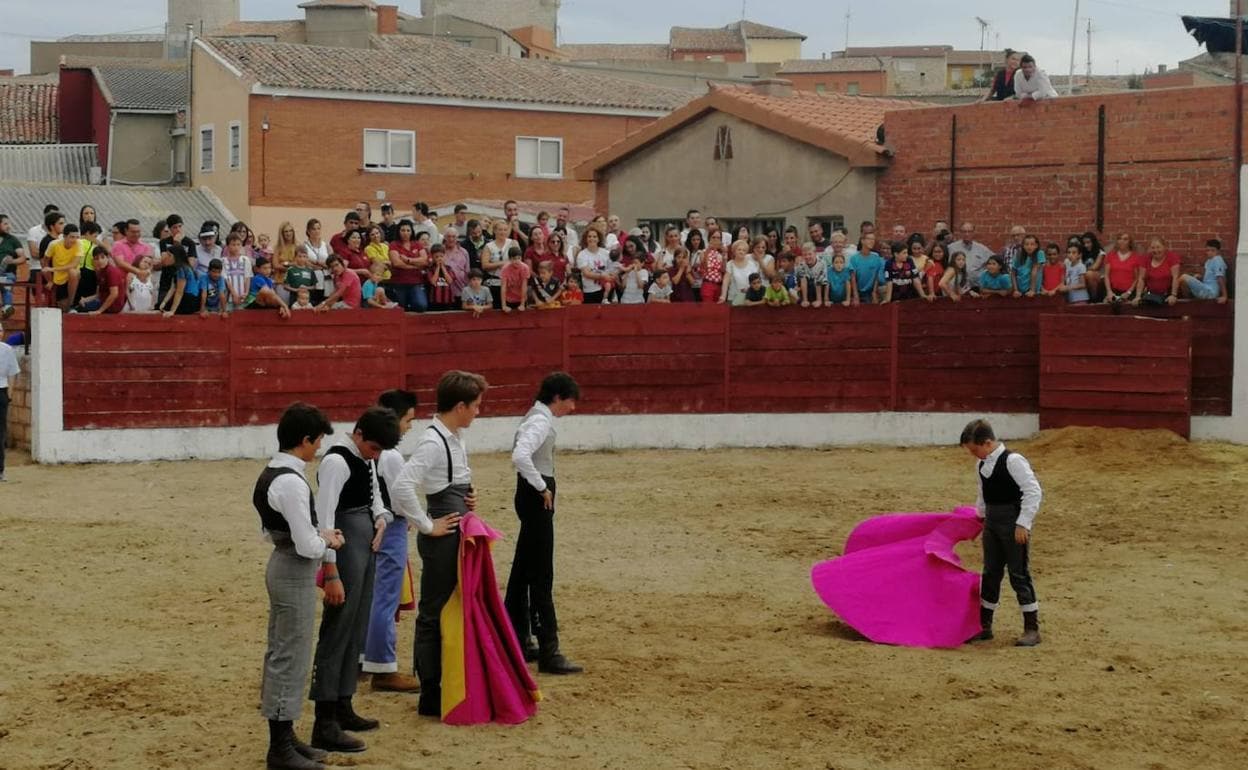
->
xmin=417 ymin=689 xmax=441 ymax=718
xmin=290 ymin=734 xmax=327 ymax=763
xmin=522 ymin=638 xmax=540 ymax=663
xmin=267 ymin=733 xmax=324 ymax=769
xmin=336 ymin=697 xmax=380 ymax=732
xmin=538 ymin=652 xmax=584 ymax=675
xmin=310 ymin=703 xmax=366 ymax=753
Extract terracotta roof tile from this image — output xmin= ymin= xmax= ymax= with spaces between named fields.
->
xmin=670 ymin=25 xmax=745 ymax=52
xmin=218 ymin=19 xmax=307 ymax=43
xmin=736 ymin=20 xmax=806 ymax=40
xmin=719 ymin=86 xmax=922 ymax=152
xmin=298 ymin=0 xmax=376 ymax=8
xmin=845 ymin=45 xmax=951 ymax=58
xmin=778 ymin=57 xmax=885 ymax=74
xmin=202 ymin=37 xmax=692 ymax=112
xmin=560 ymin=43 xmax=672 ymax=61
xmin=0 ymin=82 xmax=58 ymax=144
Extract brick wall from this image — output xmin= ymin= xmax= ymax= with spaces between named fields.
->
xmin=247 ymin=95 xmax=657 ymax=209
xmin=783 ymin=71 xmax=889 ymax=95
xmin=877 ymin=85 xmax=1242 ymax=268
xmin=6 ymin=360 xmax=30 ymax=451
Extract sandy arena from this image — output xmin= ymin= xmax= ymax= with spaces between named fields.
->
xmin=1 ymin=427 xmax=1246 ymax=769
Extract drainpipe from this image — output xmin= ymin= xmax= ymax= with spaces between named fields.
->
xmin=104 ymin=110 xmax=116 ymax=185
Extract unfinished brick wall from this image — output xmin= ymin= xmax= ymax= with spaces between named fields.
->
xmin=6 ymin=361 xmax=30 ymax=451
xmin=876 ymin=85 xmax=1242 ymax=269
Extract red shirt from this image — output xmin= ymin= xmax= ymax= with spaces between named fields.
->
xmin=334 ymin=269 xmax=362 ymax=308
xmin=388 ymin=240 xmax=427 ymax=285
xmin=342 ymin=247 xmax=370 ymax=274
xmin=1142 ymin=252 xmax=1180 ymax=295
xmin=700 ymin=249 xmax=725 ymax=283
xmin=1105 ymin=251 xmax=1141 ymax=293
xmin=330 ymin=231 xmax=355 ymax=260
xmin=500 ymin=261 xmax=532 ymax=304
xmin=524 ymin=246 xmax=563 ymax=277
xmin=97 ymin=263 xmax=127 ymax=313
xmin=1042 ymin=261 xmax=1065 ymax=292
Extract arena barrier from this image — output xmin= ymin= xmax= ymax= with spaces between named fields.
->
xmin=26 ymin=297 xmax=1245 ymax=463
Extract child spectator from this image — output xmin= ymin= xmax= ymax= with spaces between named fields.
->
xmin=796 ymin=242 xmax=829 ymax=307
xmin=200 ymin=258 xmax=230 ymax=318
xmin=939 ymin=251 xmax=975 ymax=302
xmin=849 ymin=234 xmax=883 ymax=305
xmin=483 ymin=220 xmax=516 ymax=308
xmin=978 ymin=257 xmax=1013 ymax=297
xmin=562 ymin=273 xmax=584 ymax=306
xmin=619 ymin=256 xmax=649 ymax=305
xmin=125 ymin=255 xmax=157 ymax=313
xmin=1138 ymin=237 xmax=1181 ymax=306
xmin=223 ymin=233 xmax=253 ymax=310
xmin=291 ymin=287 xmax=315 ymax=310
xmin=428 ymin=244 xmax=454 ymax=309
xmin=1038 ymin=243 xmax=1066 ymax=297
xmin=698 ymin=231 xmax=726 ymax=303
xmin=777 ymin=253 xmax=799 ymax=301
xmin=743 ymin=273 xmax=767 ymax=306
xmin=647 ymin=270 xmax=673 ymax=303
xmin=1061 ymin=243 xmax=1090 ymax=304
xmin=530 ymin=260 xmax=564 ymax=309
xmin=906 ymin=237 xmax=929 ymax=275
xmin=1080 ymin=231 xmax=1106 ymax=302
xmin=764 ymin=273 xmax=791 ymax=307
xmin=1011 ymin=236 xmax=1042 ymax=297
xmin=365 ymin=225 xmax=392 ymax=281
xmin=244 ymin=257 xmax=292 ymax=317
xmin=881 ymin=249 xmax=921 ymax=303
xmin=317 ymin=255 xmax=362 ymax=311
xmin=364 ymin=261 xmax=400 ymax=309
xmin=923 ymin=242 xmax=947 ymax=300
xmin=74 ymin=221 xmax=103 ymax=305
xmin=668 ymin=247 xmax=697 ymax=303
xmin=282 ymin=245 xmax=318 ymax=301
xmin=461 ymin=268 xmax=493 ymax=316
xmin=1103 ymin=232 xmax=1141 ymax=305
xmin=74 ymin=247 xmax=125 ymax=315
xmin=1180 ymin=238 xmax=1229 ymax=303
xmin=500 ymin=246 xmax=532 ymax=312
xmin=160 ymin=244 xmax=200 ymax=317
xmin=826 ymin=252 xmax=851 ymax=306
xmin=46 ymin=223 xmax=83 ymax=311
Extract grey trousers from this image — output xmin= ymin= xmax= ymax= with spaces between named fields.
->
xmin=309 ymin=509 xmax=376 ymax=703
xmin=261 ymin=544 xmax=320 ymax=721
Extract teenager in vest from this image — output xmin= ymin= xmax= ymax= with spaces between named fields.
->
xmin=504 ymin=372 xmax=584 ymax=675
xmin=961 ymin=419 xmax=1043 ymax=647
xmin=308 ymin=407 xmax=400 ymax=753
xmin=362 ymin=389 xmax=422 ymax=692
xmin=254 ymin=403 xmax=341 ymax=770
xmin=391 ymin=370 xmax=486 ymax=716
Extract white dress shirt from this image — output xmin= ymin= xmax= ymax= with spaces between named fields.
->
xmin=974 ymin=442 xmax=1043 ymax=530
xmin=0 ymin=341 xmax=19 ymax=388
xmin=264 ymin=453 xmax=327 ymax=560
xmin=512 ymin=402 xmax=555 ymax=492
xmin=315 ymin=438 xmax=388 ymax=563
xmin=1015 ymin=69 xmax=1058 ymax=100
xmin=377 ymin=447 xmax=405 ymax=515
xmin=391 ymin=418 xmax=473 ymax=535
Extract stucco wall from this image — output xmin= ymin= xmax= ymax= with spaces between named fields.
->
xmin=400 ymin=16 xmax=524 ymax=57
xmin=886 ymin=56 xmax=947 ymax=93
xmin=602 ymin=112 xmax=878 ymax=230
xmin=111 ymin=113 xmax=176 ymax=184
xmin=304 ymin=7 xmax=377 ymax=49
xmin=190 ymin=44 xmax=251 ymax=221
xmin=745 ymin=38 xmax=802 ymax=64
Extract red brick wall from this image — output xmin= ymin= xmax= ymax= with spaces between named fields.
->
xmin=671 ymin=49 xmax=747 ymax=63
xmin=876 ymin=85 xmax=1242 ymax=268
xmin=784 ymin=71 xmax=889 ymax=95
xmin=1143 ymin=72 xmax=1198 ymax=90
xmin=247 ymin=96 xmax=657 ymax=208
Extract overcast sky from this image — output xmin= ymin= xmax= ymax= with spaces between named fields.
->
xmin=0 ymin=0 xmax=1230 ymax=76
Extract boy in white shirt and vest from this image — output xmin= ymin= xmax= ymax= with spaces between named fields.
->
xmin=253 ymin=403 xmax=341 ymax=770
xmin=961 ymin=419 xmax=1043 ymax=647
xmin=505 ymin=372 xmax=584 ymax=674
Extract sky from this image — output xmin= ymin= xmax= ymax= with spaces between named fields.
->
xmin=0 ymin=0 xmax=1232 ymax=76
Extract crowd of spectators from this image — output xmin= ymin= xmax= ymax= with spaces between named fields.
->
xmin=0 ymin=201 xmax=1230 ymax=324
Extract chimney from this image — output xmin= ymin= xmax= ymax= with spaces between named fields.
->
xmin=751 ymin=78 xmax=794 ymax=97
xmin=1158 ymin=64 xmax=1167 ymax=74
xmin=377 ymin=4 xmax=399 ymax=36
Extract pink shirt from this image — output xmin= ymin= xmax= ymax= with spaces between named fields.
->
xmin=113 ymin=238 xmax=154 ymax=266
xmin=334 ymin=269 xmax=362 ymax=308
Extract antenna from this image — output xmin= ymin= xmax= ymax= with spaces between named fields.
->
xmin=975 ymin=16 xmax=990 ymax=51
xmin=844 ymin=4 xmax=852 ymax=51
xmin=1086 ymin=18 xmax=1093 ymax=83
xmin=741 ymin=0 xmax=747 ymax=20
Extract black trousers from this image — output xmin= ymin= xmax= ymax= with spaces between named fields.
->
xmin=981 ymin=505 xmax=1038 ymax=611
xmin=413 ymin=522 xmax=461 ymax=686
xmin=504 ymin=475 xmax=558 ymax=646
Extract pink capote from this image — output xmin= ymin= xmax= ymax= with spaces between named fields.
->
xmin=810 ymin=506 xmax=983 ymax=648
xmin=441 ymin=512 xmax=541 ymax=726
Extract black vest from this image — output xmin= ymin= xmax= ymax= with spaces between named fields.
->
xmin=254 ymin=466 xmax=317 ymax=532
xmin=979 ymin=450 xmax=1022 ymax=507
xmin=326 ymin=445 xmax=390 ymax=511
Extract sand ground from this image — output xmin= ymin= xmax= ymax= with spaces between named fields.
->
xmin=1 ymin=427 xmax=1246 ymax=770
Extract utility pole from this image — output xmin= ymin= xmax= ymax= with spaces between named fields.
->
xmin=1086 ymin=18 xmax=1093 ymax=84
xmin=844 ymin=4 xmax=851 ymax=51
xmin=1067 ymin=0 xmax=1080 ymax=95
xmin=975 ymin=16 xmax=989 ymax=51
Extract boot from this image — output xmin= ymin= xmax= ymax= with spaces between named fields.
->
xmin=1015 ymin=611 xmax=1041 ymax=647
xmin=538 ymin=635 xmax=584 ymax=675
xmin=417 ymin=685 xmax=441 ymax=718
xmin=968 ymin=607 xmax=994 ymax=642
xmin=522 ymin=637 xmax=540 ymax=663
xmin=371 ymin=672 xmax=421 ymax=693
xmin=290 ymin=734 xmax=327 ymax=763
xmin=266 ymin=721 xmax=324 ymax=770
xmin=336 ymin=696 xmax=380 ymax=732
xmin=310 ymin=701 xmax=366 ymax=753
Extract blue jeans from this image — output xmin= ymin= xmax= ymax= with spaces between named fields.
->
xmin=385 ymin=284 xmax=428 ymax=312
xmin=362 ymin=515 xmax=409 ymax=673
xmin=0 ymin=275 xmax=13 ymax=307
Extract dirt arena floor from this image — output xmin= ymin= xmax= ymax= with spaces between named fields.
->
xmin=1 ymin=427 xmax=1246 ymax=770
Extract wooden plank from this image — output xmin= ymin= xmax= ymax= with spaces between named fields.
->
xmin=64 ymin=332 xmax=229 ymax=353
xmin=64 ymin=387 xmax=228 ymax=412
xmin=568 ymin=353 xmax=723 ymax=372
xmin=65 ymin=410 xmax=229 ymax=430
xmin=1040 ymin=336 xmax=1189 ymax=358
xmin=897 ymin=395 xmax=1039 ymax=413
xmin=726 ymin=380 xmax=888 ymax=399
xmin=63 ymin=351 xmax=230 ymax=369
xmin=405 ymin=349 xmax=564 ymax=371
xmin=237 ymin=369 xmax=403 ymax=393
xmin=732 ymin=331 xmax=891 ymax=351
xmin=1040 ymin=355 xmax=1196 ymax=377
xmin=898 ymin=366 xmax=1037 ymax=387
xmin=570 ymin=369 xmax=724 ymax=387
xmin=1041 ymin=373 xmax=1190 ymax=394
xmin=899 ymin=335 xmax=1037 ymax=355
xmin=903 ymin=351 xmax=1037 ymax=369
xmin=729 ymin=349 xmax=890 ymax=368
xmin=731 ymin=365 xmax=889 ymax=384
xmin=405 ymin=328 xmax=565 ymax=355
xmin=567 ymin=335 xmax=722 ymax=356
xmin=66 ymin=366 xmax=229 ymax=384
xmin=1039 ymin=390 xmax=1189 ymax=412
xmin=748 ymin=396 xmax=891 ymax=413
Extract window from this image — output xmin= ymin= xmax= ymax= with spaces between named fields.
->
xmin=515 ymin=136 xmax=562 ymax=178
xmin=847 ymin=82 xmax=860 ymax=96
xmin=228 ymin=121 xmax=241 ymax=170
xmin=714 ymin=125 xmax=733 ymax=161
xmin=808 ymin=215 xmax=846 ymax=237
xmin=363 ymin=129 xmax=415 ymax=173
xmin=199 ymin=125 xmax=214 ymax=172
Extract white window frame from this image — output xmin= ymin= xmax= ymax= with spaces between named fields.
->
xmin=515 ymin=136 xmax=563 ymax=179
xmin=199 ymin=124 xmax=214 ymax=173
xmin=228 ymin=120 xmax=242 ymax=170
xmin=362 ymin=128 xmax=416 ymax=174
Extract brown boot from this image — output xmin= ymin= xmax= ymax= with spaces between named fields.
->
xmin=1015 ymin=611 xmax=1041 ymax=647
xmin=371 ymin=672 xmax=421 ymax=693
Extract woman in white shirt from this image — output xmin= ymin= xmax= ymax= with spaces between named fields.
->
xmin=720 ymin=238 xmax=761 ymax=306
xmin=655 ymin=226 xmax=682 ymax=271
xmin=303 ymin=218 xmax=332 ymax=301
xmin=574 ymin=228 xmax=611 ymax=305
xmin=482 ymin=219 xmax=515 ymax=308
xmin=748 ymin=236 xmax=775 ymax=280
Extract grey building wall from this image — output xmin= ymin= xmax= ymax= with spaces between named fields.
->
xmin=602 ymin=112 xmax=879 ymax=233
xmin=400 ymin=15 xmax=524 ymax=57
xmin=421 ymin=0 xmax=558 ymax=32
xmin=305 ymin=7 xmax=377 ymax=49
xmin=30 ymin=41 xmax=165 ymax=74
xmin=111 ymin=113 xmax=178 ymax=184
xmin=168 ymin=0 xmax=240 ymax=34
xmin=886 ymin=56 xmax=948 ymax=93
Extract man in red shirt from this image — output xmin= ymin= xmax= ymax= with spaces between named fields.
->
xmin=315 ymin=255 xmax=362 ymax=311
xmin=330 ymin=212 xmax=363 ymax=259
xmin=74 ymin=248 xmax=126 ymax=314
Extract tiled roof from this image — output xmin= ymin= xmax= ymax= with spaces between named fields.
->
xmin=947 ymin=50 xmax=1003 ymax=66
xmin=0 ymin=182 xmax=237 ymax=243
xmin=560 ymin=43 xmax=672 ymax=61
xmin=94 ymin=66 xmax=188 ymax=110
xmin=0 ymin=82 xmax=58 ymax=144
xmin=419 ymin=0 xmax=556 ymax=33
xmin=779 ymin=57 xmax=885 ymax=74
xmin=298 ymin=0 xmax=376 ymax=8
xmin=202 ymin=37 xmax=692 ymax=112
xmin=670 ymin=25 xmax=745 ymax=52
xmin=218 ymin=19 xmax=308 ymax=43
xmin=59 ymin=33 xmax=165 ymax=43
xmin=577 ymin=84 xmax=931 ymax=178
xmin=0 ymin=144 xmax=98 ymax=184
xmin=846 ymin=45 xmax=952 ymax=58
xmin=736 ymin=20 xmax=806 ymax=40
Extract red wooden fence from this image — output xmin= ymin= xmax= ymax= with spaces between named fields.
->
xmin=57 ymin=299 xmax=1234 ymax=431
xmin=1039 ymin=314 xmax=1193 ymax=437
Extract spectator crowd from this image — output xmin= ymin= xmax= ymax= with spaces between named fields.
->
xmin=0 ymin=200 xmax=1230 ymax=325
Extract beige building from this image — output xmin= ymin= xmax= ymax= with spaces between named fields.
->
xmin=400 ymin=14 xmax=525 ymax=57
xmin=29 ymin=35 xmax=166 ymax=76
xmin=576 ymin=82 xmax=923 ymax=236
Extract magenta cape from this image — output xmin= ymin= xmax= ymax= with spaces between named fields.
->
xmin=810 ymin=507 xmax=983 ymax=648
xmin=440 ymin=512 xmax=541 ymax=725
